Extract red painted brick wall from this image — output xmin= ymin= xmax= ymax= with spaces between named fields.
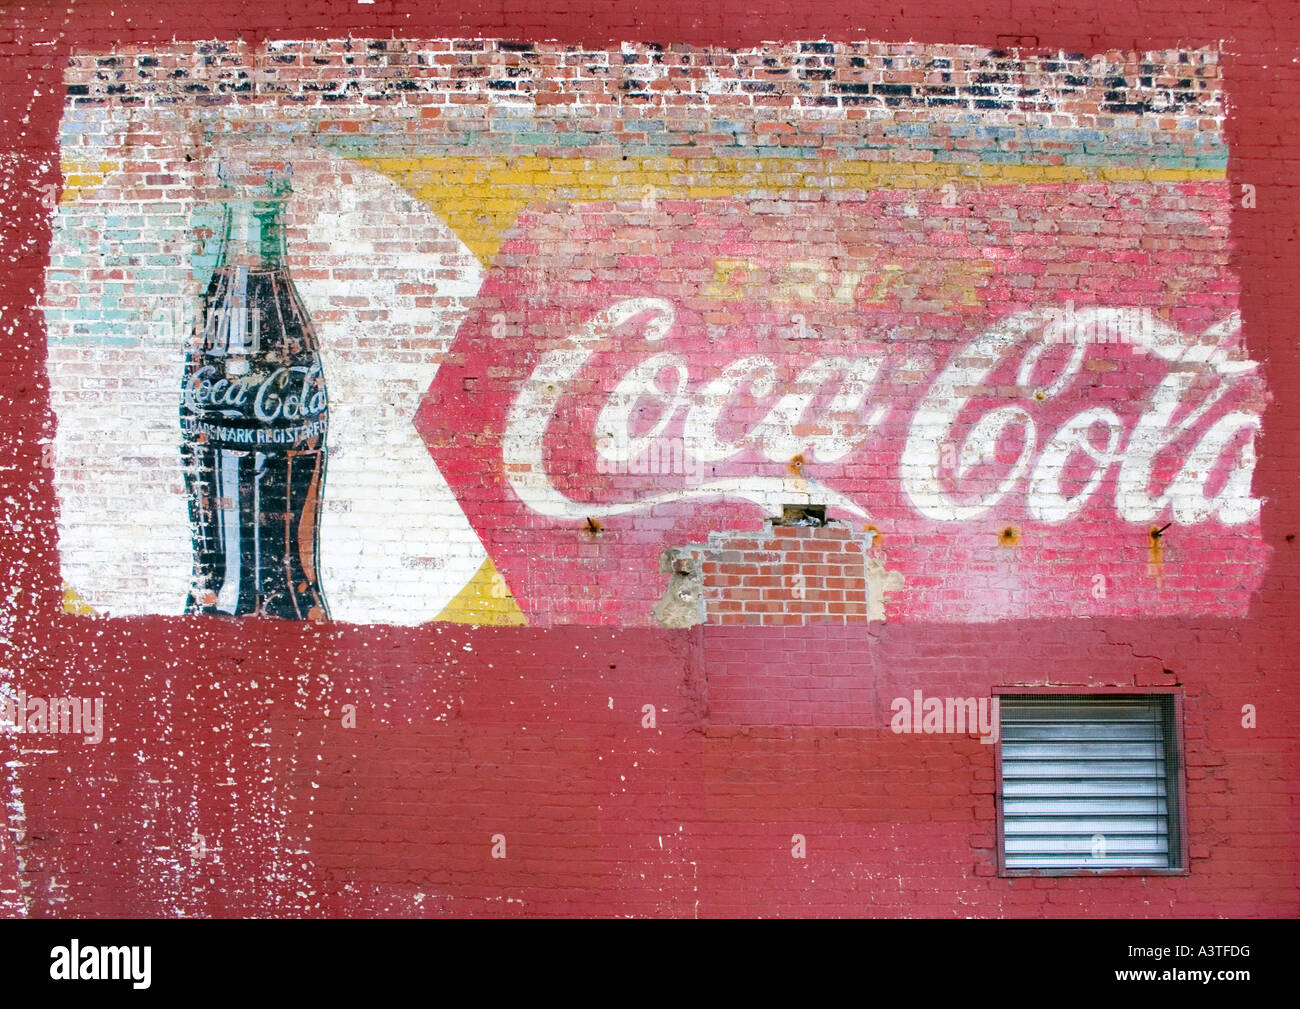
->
xmin=1 ymin=0 xmax=1297 ymax=917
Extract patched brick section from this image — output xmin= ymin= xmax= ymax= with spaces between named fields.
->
xmin=662 ymin=520 xmax=893 ymax=626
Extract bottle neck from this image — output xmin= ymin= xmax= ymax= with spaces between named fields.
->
xmin=217 ymin=197 xmax=288 ymax=271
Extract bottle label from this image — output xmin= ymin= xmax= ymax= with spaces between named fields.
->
xmin=180 ymin=414 xmax=327 ymax=449
xmin=181 ymin=360 xmax=327 ymax=450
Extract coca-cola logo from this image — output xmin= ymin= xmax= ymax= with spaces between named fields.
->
xmin=417 ymin=187 xmax=1268 ymax=626
xmin=501 ymin=298 xmax=1258 ymax=528
xmin=182 ymin=361 xmax=328 ymax=424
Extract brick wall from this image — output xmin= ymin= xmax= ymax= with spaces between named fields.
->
xmin=0 ymin=0 xmax=1297 ymax=918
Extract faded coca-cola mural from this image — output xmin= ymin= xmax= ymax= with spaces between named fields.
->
xmin=42 ymin=40 xmax=1257 ymax=628
xmin=419 ymin=183 xmax=1267 ymax=625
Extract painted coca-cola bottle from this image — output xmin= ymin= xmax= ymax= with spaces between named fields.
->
xmin=180 ymin=163 xmax=329 ymax=619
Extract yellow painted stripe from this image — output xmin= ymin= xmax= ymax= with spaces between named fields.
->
xmin=59 ymin=159 xmax=119 ymax=205
xmin=360 ymin=155 xmax=1225 ymax=266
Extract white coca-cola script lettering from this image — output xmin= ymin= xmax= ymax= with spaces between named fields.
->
xmin=183 ymin=363 xmax=327 ymax=424
xmin=502 ymin=299 xmax=1261 ymax=525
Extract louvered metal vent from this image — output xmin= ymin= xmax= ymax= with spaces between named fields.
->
xmin=999 ymin=695 xmax=1184 ymax=871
